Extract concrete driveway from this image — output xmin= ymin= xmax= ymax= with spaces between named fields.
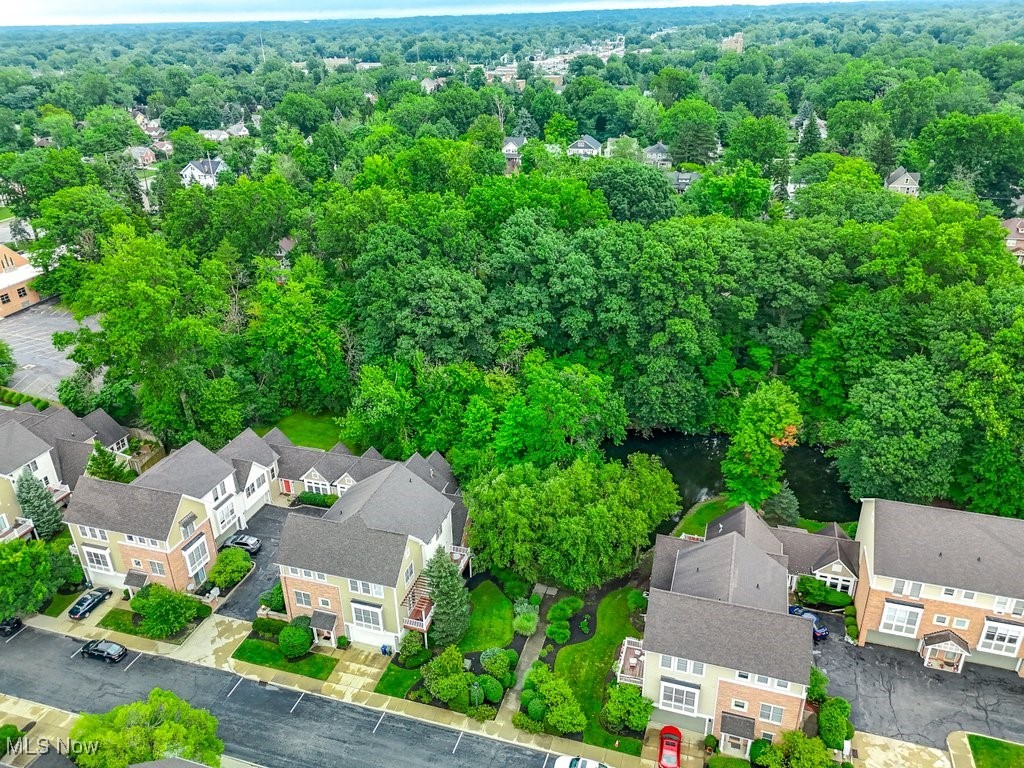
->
xmin=0 ymin=300 xmax=96 ymax=399
xmin=815 ymin=615 xmax=1024 ymax=748
xmin=218 ymin=503 xmax=325 ymax=621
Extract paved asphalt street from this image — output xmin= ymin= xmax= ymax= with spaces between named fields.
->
xmin=0 ymin=301 xmax=95 ymax=399
xmin=1 ymin=627 xmax=553 ymax=768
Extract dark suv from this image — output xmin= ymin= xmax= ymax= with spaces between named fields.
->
xmin=789 ymin=605 xmax=830 ymax=641
xmin=0 ymin=617 xmax=23 ymax=637
xmin=68 ymin=588 xmax=113 ymax=620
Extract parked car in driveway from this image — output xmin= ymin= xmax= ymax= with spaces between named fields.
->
xmin=0 ymin=617 xmax=23 ymax=637
xmin=68 ymin=588 xmax=113 ymax=619
xmin=221 ymin=533 xmax=262 ymax=555
xmin=658 ymin=725 xmax=682 ymax=768
xmin=78 ymin=639 xmax=128 ymax=663
xmin=789 ymin=605 xmax=829 ymax=641
xmin=553 ymin=758 xmax=609 ymax=768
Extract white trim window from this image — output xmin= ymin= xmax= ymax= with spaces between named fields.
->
xmin=212 ymin=480 xmax=228 ymax=502
xmin=953 ymin=618 xmax=970 ymax=631
xmin=880 ymin=602 xmax=922 ymax=637
xmin=149 ymin=560 xmax=166 ymax=576
xmin=759 ymin=703 xmax=784 ymax=725
xmin=404 ymin=562 xmax=415 ymax=586
xmin=294 ymin=591 xmax=312 ymax=608
xmin=245 ymin=483 xmax=256 ymax=498
xmin=132 ymin=559 xmax=142 ymax=568
xmin=182 ymin=536 xmax=211 ymax=577
xmin=125 ymin=535 xmax=162 ymax=549
xmin=658 ymin=655 xmax=705 ymax=676
xmin=305 ymin=480 xmax=330 ymax=495
xmin=77 ymin=525 xmax=108 ymax=541
xmin=659 ymin=682 xmax=698 ymax=715
xmin=995 ymin=597 xmax=1024 ymax=618
xmin=83 ymin=546 xmax=113 ymax=574
xmin=892 ymin=580 xmax=922 ymax=599
xmin=978 ymin=621 xmax=1023 ymax=656
xmin=352 ymin=604 xmax=383 ymax=631
xmin=933 ymin=615 xmax=949 ymax=627
xmin=349 ymin=579 xmax=384 ymax=597
xmin=732 ymin=700 xmax=747 ymax=712
xmin=319 ymin=597 xmax=331 ymax=609
xmin=287 ymin=566 xmax=327 ymax=582
xmin=256 ymin=474 xmax=267 ymax=489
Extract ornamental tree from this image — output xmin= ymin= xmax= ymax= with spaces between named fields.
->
xmin=86 ymin=444 xmax=136 ymax=483
xmin=425 ymin=547 xmax=470 ymax=647
xmin=14 ymin=467 xmax=63 ymax=539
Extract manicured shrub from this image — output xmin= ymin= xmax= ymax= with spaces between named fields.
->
xmin=336 ymin=636 xmax=350 ymax=649
xmin=477 ymin=674 xmax=503 ymax=703
xmin=296 ymin=491 xmax=339 ymax=507
xmin=278 ymin=624 xmax=314 ymax=659
xmin=481 ymin=647 xmax=512 ymax=678
xmin=844 ymin=605 xmax=857 ymax=618
xmin=808 ymin=666 xmax=830 ymax=705
xmin=409 ymin=688 xmax=433 ymax=704
xmin=208 ymin=547 xmax=252 ymax=589
xmin=503 ymin=671 xmax=516 ymax=689
xmin=527 ymin=697 xmax=547 ymax=721
xmin=491 ymin=567 xmax=530 ymax=600
xmin=529 ymin=592 xmax=542 ymax=607
xmin=449 ymin=685 xmax=471 ymax=713
xmin=626 ymin=588 xmax=648 ymax=614
xmin=537 ymin=676 xmax=586 ymax=734
xmin=600 ymin=683 xmax=654 ymax=733
xmin=511 ymin=712 xmax=545 ymax=734
xmin=1 ymin=724 xmax=25 ymax=755
xmin=579 ymin=616 xmax=590 ymax=635
xmin=523 ymin=661 xmax=553 ymax=691
xmin=520 ymin=689 xmax=538 ymax=710
xmin=796 ymin=575 xmax=826 ymax=605
xmin=252 ymin=617 xmax=288 ymax=637
xmin=819 ymin=696 xmax=853 ymax=749
xmin=823 ymin=587 xmax=853 ymax=607
xmin=707 ymin=756 xmax=750 ymax=768
xmin=195 ymin=602 xmax=212 ymax=619
xmin=749 ymin=738 xmax=772 ymax=763
xmin=290 ymin=614 xmax=312 ymax=628
xmin=505 ymin=649 xmax=519 ymax=667
xmin=467 ymin=704 xmax=497 ymax=722
xmin=845 ymin=619 xmax=859 ymax=639
xmin=541 ymin=643 xmax=555 ymax=657
xmin=545 ymin=619 xmax=571 ymax=644
xmin=704 ymin=734 xmax=719 ymax=752
xmin=259 ymin=582 xmax=285 ymax=612
xmin=399 ymin=632 xmax=430 ymax=667
xmin=513 ymin=611 xmax=539 ymax=636
xmin=546 ymin=596 xmax=584 ymax=622
xmin=129 ymin=584 xmax=202 ymax=639
xmin=423 ymin=646 xmax=470 ymax=704
xmin=513 ymin=597 xmax=539 ymax=617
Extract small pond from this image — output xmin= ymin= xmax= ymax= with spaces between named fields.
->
xmin=605 ymin=431 xmax=858 ymax=534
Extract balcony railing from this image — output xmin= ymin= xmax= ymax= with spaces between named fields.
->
xmin=48 ymin=484 xmax=71 ymax=505
xmin=450 ymin=545 xmax=471 ymax=572
xmin=403 ymin=600 xmax=435 ymax=632
xmin=0 ymin=517 xmax=36 ymax=543
xmin=615 ymin=636 xmax=645 ymax=687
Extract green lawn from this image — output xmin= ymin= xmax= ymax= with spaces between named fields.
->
xmin=231 ymin=638 xmax=339 ymax=680
xmin=42 ymin=590 xmax=83 ymax=617
xmin=0 ymin=206 xmax=11 ymax=220
xmin=968 ymin=734 xmax=1024 ymax=768
xmin=673 ymin=496 xmax=734 ymax=537
xmin=374 ymin=663 xmax=423 ymax=698
xmin=794 ymin=518 xmax=858 ymax=537
xmin=254 ymin=411 xmax=343 ymax=450
xmin=96 ymin=608 xmax=184 ymax=645
xmin=458 ymin=580 xmax=514 ymax=653
xmin=554 ymin=587 xmax=643 ymax=756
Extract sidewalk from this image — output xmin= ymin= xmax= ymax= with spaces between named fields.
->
xmin=947 ymin=732 xmax=974 ymax=768
xmin=496 ymin=584 xmax=555 ymax=726
xmin=851 ymin=732 xmax=952 ymax=768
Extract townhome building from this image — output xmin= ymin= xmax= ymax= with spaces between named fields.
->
xmin=274 ymin=450 xmax=468 ymax=650
xmin=705 ymin=504 xmax=860 ymax=595
xmin=0 ymin=403 xmax=128 ymax=542
xmin=617 ymin=533 xmax=812 ymax=760
xmin=855 ymin=498 xmax=1024 ymax=676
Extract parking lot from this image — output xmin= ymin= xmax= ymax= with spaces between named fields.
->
xmin=2 ymin=627 xmax=552 ymax=768
xmin=816 ymin=614 xmax=1024 ymax=748
xmin=219 ymin=503 xmax=326 ymax=621
xmin=0 ymin=300 xmax=96 ymax=399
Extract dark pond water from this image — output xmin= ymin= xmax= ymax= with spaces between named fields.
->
xmin=605 ymin=431 xmax=858 ymax=533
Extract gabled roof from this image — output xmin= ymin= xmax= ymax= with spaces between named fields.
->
xmin=268 ymin=442 xmax=322 ymax=480
xmin=705 ymin=504 xmax=783 ymax=555
xmin=669 ymin=532 xmax=788 ymax=613
xmin=0 ymin=420 xmax=51 ymax=475
xmin=569 ymin=134 xmax=601 ymax=150
xmin=217 ymin=427 xmax=280 ymax=468
xmin=361 ymin=447 xmax=385 ymax=460
xmin=183 ymin=157 xmax=228 ymax=176
xmin=885 ymin=166 xmax=920 ymax=186
xmin=771 ymin=526 xmax=859 ymax=576
xmin=261 ymin=427 xmax=293 ymax=446
xmin=230 ymin=458 xmax=253 ymax=490
xmin=323 ymin=463 xmax=452 ymax=543
xmin=82 ymin=409 xmax=129 ymax=449
xmin=922 ymin=629 xmax=971 ymax=654
xmin=18 ymin=407 xmax=95 ymax=448
xmin=503 ymin=136 xmax=527 ymax=150
xmin=644 ymin=142 xmax=671 ymax=154
xmin=132 ymin=440 xmax=233 ymax=498
xmin=54 ymin=438 xmax=95 ymax=490
xmin=66 ymin=476 xmax=184 ymax=540
xmin=869 ymin=499 xmax=1024 ymax=597
xmin=404 ymin=452 xmax=452 ymax=493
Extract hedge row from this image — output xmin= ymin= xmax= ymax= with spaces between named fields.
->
xmin=0 ymin=387 xmax=50 ymax=410
xmin=296 ymin=491 xmax=339 ymax=508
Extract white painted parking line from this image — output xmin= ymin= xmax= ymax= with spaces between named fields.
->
xmin=124 ymin=653 xmax=143 ymax=672
xmin=289 ymin=693 xmax=304 ymax=713
xmin=4 ymin=627 xmax=25 ymax=643
xmin=70 ymin=647 xmax=82 ymax=658
xmin=372 ymin=713 xmax=385 ymax=733
xmin=542 ymin=753 xmax=550 ymax=768
xmin=452 ymin=731 xmax=463 ymax=754
xmin=227 ymin=677 xmax=243 ymax=698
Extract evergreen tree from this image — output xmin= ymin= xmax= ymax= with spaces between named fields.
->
xmin=425 ymin=547 xmax=470 ymax=647
xmin=513 ymin=108 xmax=540 ymax=138
xmin=796 ymin=112 xmax=822 ymax=159
xmin=86 ymin=444 xmax=137 ymax=483
xmin=863 ymin=122 xmax=898 ymax=176
xmin=14 ymin=468 xmax=63 ymax=540
xmin=761 ymin=480 xmax=800 ymax=527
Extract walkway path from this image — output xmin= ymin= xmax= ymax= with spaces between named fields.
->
xmin=496 ymin=584 xmax=557 ymax=726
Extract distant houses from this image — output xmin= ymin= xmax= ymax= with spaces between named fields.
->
xmin=884 ymin=166 xmax=921 ymax=196
xmin=180 ymin=157 xmax=230 ymax=189
xmin=665 ymin=171 xmax=701 ymax=194
xmin=721 ymin=32 xmax=744 ymax=53
xmin=566 ymin=134 xmax=602 ymax=159
xmin=126 ymin=146 xmax=157 ymax=168
xmin=643 ymin=141 xmax=673 ymax=169
xmin=1002 ymin=218 xmax=1024 ymax=265
xmin=502 ymin=136 xmax=527 ymax=172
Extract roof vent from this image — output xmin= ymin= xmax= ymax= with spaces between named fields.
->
xmin=939 ymin=552 xmax=942 ymax=557
xmin=978 ymin=556 xmax=982 ymax=562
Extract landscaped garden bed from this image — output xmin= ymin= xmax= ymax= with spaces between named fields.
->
xmin=231 ymin=616 xmax=340 ymax=680
xmin=98 ymin=601 xmax=212 ymax=645
xmin=97 ymin=584 xmax=212 ymax=644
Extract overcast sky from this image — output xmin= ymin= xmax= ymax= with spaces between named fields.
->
xmin=4 ymin=0 xmax=862 ymax=27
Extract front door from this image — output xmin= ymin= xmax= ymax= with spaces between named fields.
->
xmin=281 ymin=479 xmax=293 ymax=494
xmin=192 ymin=567 xmax=206 ymax=587
xmin=315 ymin=628 xmax=334 ymax=646
xmin=722 ymin=735 xmax=749 ymax=757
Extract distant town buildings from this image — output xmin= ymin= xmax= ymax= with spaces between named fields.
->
xmin=180 ymin=157 xmax=229 ymax=189
xmin=0 ymin=244 xmax=42 ymax=317
xmin=721 ymin=32 xmax=744 ymax=53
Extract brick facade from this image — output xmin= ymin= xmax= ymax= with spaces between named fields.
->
xmin=713 ymin=680 xmax=805 ymax=742
xmin=281 ymin=573 xmax=344 ymax=632
xmin=116 ymin=541 xmax=176 ymax=590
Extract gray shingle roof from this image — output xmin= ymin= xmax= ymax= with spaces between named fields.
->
xmin=323 ymin=463 xmax=452 ymax=542
xmin=65 ymin=476 xmax=184 ymax=540
xmin=404 ymin=452 xmax=452 ymax=493
xmin=231 ymin=458 xmax=253 ymax=490
xmin=276 ymin=510 xmax=408 ymax=586
xmin=268 ymin=443 xmax=322 ymax=480
xmin=885 ymin=166 xmax=920 ymax=186
xmin=82 ymin=409 xmax=129 ymax=449
xmin=870 ymin=499 xmax=1024 ymax=598
xmin=720 ymin=713 xmax=755 ymax=740
xmin=55 ymin=439 xmax=95 ymax=490
xmin=0 ymin=420 xmax=51 ymax=475
xmin=14 ymin=407 xmax=95 ymax=448
xmin=217 ymin=428 xmax=280 ymax=468
xmin=922 ymin=629 xmax=970 ymax=653
xmin=133 ymin=441 xmax=233 ymax=498
xmin=705 ymin=504 xmax=783 ymax=555
xmin=650 ymin=534 xmax=691 ymax=592
xmin=771 ymin=526 xmax=859 ymax=576
xmin=428 ymin=451 xmax=457 ymax=493
xmin=261 ymin=427 xmax=293 ymax=447
xmin=310 ymin=609 xmax=337 ymax=630
xmin=669 ymin=532 xmax=788 ymax=613
xmin=645 ymin=587 xmax=812 ymax=684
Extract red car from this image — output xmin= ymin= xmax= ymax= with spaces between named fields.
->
xmin=658 ymin=725 xmax=682 ymax=768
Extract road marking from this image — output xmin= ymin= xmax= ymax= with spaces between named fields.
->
xmin=372 ymin=713 xmax=385 ymax=733
xmin=70 ymin=647 xmax=82 ymax=658
xmin=227 ymin=677 xmax=243 ymax=698
xmin=452 ymin=731 xmax=463 ymax=754
xmin=124 ymin=653 xmax=142 ymax=672
xmin=289 ymin=693 xmax=304 ymax=713
xmin=4 ymin=627 xmax=25 ymax=643
xmin=542 ymin=753 xmax=550 ymax=768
